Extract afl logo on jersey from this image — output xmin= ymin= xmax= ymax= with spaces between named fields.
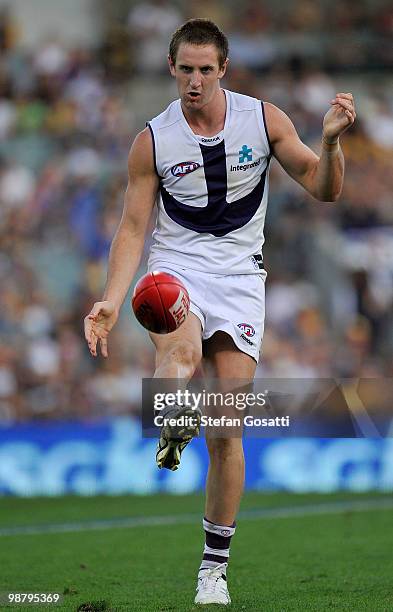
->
xmin=171 ymin=161 xmax=200 ymax=178
xmin=237 ymin=323 xmax=255 ymax=337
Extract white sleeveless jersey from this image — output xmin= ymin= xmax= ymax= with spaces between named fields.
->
xmin=147 ymin=89 xmax=271 ymax=275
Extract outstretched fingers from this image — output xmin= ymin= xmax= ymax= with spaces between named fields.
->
xmin=85 ymin=322 xmax=109 ymax=357
xmin=84 ymin=304 xmax=108 ymax=357
xmin=100 ymin=336 xmax=108 ymax=358
xmin=90 ymin=331 xmax=98 ymax=357
xmin=84 ymin=300 xmax=116 ymax=358
xmin=84 ymin=317 xmax=98 ymax=356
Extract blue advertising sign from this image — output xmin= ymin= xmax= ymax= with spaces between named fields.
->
xmin=0 ymin=418 xmax=392 ymax=496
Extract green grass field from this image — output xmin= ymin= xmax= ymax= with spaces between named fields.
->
xmin=1 ymin=491 xmax=393 ymax=611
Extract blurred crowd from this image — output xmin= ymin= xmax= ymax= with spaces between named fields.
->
xmin=124 ymin=0 xmax=393 ymax=74
xmin=0 ymin=1 xmax=392 ymax=422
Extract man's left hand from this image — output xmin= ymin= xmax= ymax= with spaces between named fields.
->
xmin=323 ymin=92 xmax=356 ymax=143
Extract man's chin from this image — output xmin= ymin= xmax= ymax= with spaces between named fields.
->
xmin=183 ymin=96 xmax=204 ymax=109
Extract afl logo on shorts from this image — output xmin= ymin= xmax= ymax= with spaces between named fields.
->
xmin=237 ymin=323 xmax=255 ymax=337
xmin=171 ymin=161 xmax=200 ymax=177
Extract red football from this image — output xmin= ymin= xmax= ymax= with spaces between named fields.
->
xmin=131 ymin=271 xmax=190 ymax=334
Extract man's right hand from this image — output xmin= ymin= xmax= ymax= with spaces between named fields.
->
xmin=84 ymin=301 xmax=119 ymax=358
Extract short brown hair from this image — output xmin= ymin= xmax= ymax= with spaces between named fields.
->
xmin=169 ymin=19 xmax=229 ymax=69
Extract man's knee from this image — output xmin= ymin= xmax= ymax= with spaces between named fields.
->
xmin=206 ymin=437 xmax=243 ymax=461
xmin=159 ymin=339 xmax=202 ymax=370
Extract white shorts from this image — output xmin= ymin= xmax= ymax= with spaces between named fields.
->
xmin=147 ymin=262 xmax=266 ymax=362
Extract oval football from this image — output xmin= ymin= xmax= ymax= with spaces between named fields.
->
xmin=131 ymin=271 xmax=190 ymax=334
xmin=132 ymin=282 xmax=167 ymax=333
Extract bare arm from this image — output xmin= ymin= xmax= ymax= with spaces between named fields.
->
xmin=84 ymin=127 xmax=159 ymax=356
xmin=264 ymin=93 xmax=356 ymax=202
xmin=103 ymin=128 xmax=159 ymax=309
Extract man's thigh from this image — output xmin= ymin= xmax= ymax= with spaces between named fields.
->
xmin=203 ymin=332 xmax=254 ymax=439
xmin=203 ymin=331 xmax=257 ymax=379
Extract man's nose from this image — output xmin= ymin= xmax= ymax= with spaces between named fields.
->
xmin=190 ymin=70 xmax=202 ymax=88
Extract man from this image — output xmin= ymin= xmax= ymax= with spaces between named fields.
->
xmin=84 ymin=19 xmax=355 ymax=606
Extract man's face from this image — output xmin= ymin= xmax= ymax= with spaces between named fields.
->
xmin=169 ymin=43 xmax=228 ymax=110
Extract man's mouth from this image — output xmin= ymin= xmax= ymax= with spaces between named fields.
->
xmin=188 ymin=92 xmax=201 ymax=99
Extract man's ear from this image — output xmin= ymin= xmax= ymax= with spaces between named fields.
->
xmin=168 ymin=55 xmax=176 ymax=77
xmin=218 ymin=58 xmax=229 ymax=80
